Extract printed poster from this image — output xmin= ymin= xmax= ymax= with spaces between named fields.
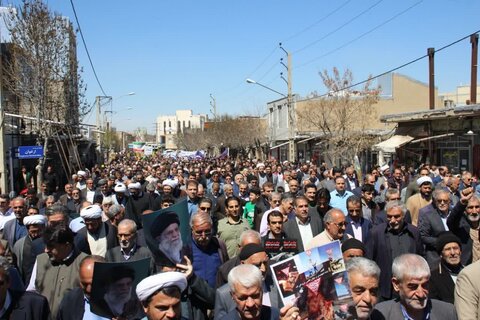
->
xmin=270 ymin=240 xmax=354 ymax=319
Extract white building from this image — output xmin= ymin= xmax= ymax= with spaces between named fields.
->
xmin=156 ymin=109 xmax=207 ymax=149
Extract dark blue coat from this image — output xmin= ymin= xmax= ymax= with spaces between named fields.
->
xmin=345 ymin=216 xmax=372 ymax=243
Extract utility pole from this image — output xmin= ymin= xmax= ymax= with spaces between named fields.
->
xmin=95 ymin=96 xmax=102 ymax=154
xmin=280 ymin=43 xmax=295 ymax=162
xmin=210 ymin=94 xmax=217 ymax=122
xmin=0 ymin=42 xmax=6 ymax=193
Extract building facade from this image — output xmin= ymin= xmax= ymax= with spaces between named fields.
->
xmin=267 ymin=72 xmax=443 ymax=167
xmin=156 ymin=109 xmax=207 ymax=150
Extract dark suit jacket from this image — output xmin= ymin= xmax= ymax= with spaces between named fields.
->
xmin=216 ymin=281 xmax=281 ymax=319
xmin=429 ymin=262 xmax=457 ymax=304
xmin=2 ymin=219 xmax=25 ymax=249
xmin=372 ymin=298 xmax=457 ymax=320
xmin=418 ymin=204 xmax=448 ymax=266
xmin=105 ymin=245 xmax=155 ymax=274
xmin=56 ymin=287 xmax=84 ymax=320
xmin=216 ymin=256 xmax=239 ymax=289
xmin=4 ymin=290 xmax=50 ymax=320
xmin=447 ymin=201 xmax=473 ymax=265
xmin=365 ymin=222 xmax=424 ymax=299
xmin=283 ymin=213 xmax=323 ymax=252
xmin=220 ymin=305 xmax=279 ymax=320
xmin=74 ymin=222 xmax=118 ymax=255
xmin=345 ymin=216 xmax=372 ymax=243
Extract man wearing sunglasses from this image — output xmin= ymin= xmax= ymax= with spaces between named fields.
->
xmin=306 ymin=208 xmax=349 ymax=250
xmin=418 ymin=189 xmax=452 ymax=267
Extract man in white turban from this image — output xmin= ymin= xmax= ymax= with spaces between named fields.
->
xmin=12 ymin=214 xmax=47 ymax=284
xmin=136 ymin=272 xmax=187 ymax=320
xmin=76 ymin=205 xmax=118 ymax=257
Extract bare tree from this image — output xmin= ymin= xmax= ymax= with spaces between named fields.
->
xmin=2 ymin=0 xmax=89 ymax=186
xmin=297 ymin=67 xmax=380 ymax=165
xmin=175 ymin=115 xmax=268 ymax=158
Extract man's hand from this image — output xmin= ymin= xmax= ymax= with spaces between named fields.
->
xmin=460 ymin=187 xmax=474 ymax=205
xmin=176 ymin=256 xmax=193 ymax=279
xmin=280 ymin=303 xmax=301 ymax=320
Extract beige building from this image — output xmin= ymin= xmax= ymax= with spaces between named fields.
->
xmin=268 ymin=72 xmax=444 ymax=164
xmin=156 ymin=109 xmax=207 ymax=150
xmin=440 ymin=85 xmax=480 ymax=107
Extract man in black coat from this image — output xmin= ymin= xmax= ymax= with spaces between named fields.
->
xmin=57 ymin=255 xmax=108 ymax=320
xmin=0 ymin=256 xmax=50 ymax=319
xmin=283 ymin=196 xmax=323 ymax=252
xmin=365 ymin=200 xmax=424 ymax=300
xmin=105 ymin=219 xmax=154 ymax=274
xmin=124 ymin=182 xmax=150 ymax=229
xmin=447 ymin=187 xmax=477 ymax=265
xmin=418 ymin=189 xmax=451 ymax=267
xmin=429 ymin=232 xmax=464 ymax=304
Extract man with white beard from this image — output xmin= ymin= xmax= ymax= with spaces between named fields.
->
xmin=151 ymin=212 xmax=185 ymax=266
xmin=447 ymin=187 xmax=480 ymax=264
xmin=96 ymin=265 xmax=144 ymax=319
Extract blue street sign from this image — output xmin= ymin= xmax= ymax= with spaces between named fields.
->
xmin=18 ymin=146 xmax=44 ymax=159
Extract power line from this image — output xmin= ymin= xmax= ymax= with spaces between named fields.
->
xmin=69 ymin=0 xmax=108 ymax=96
xmin=281 ymin=0 xmax=353 ymax=43
xmin=305 ymin=29 xmax=480 ymax=100
xmin=293 ymin=0 xmax=385 ymax=54
xmin=296 ymin=0 xmax=424 ymax=69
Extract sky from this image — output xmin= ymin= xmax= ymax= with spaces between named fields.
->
xmin=6 ymin=0 xmax=480 ymax=133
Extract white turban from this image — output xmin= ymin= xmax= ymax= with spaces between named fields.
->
xmin=256 ymin=163 xmax=265 ymax=169
xmin=136 ymin=272 xmax=187 ymax=302
xmin=114 ymin=183 xmax=127 ymax=193
xmin=80 ymin=204 xmax=102 ymax=219
xmin=69 ymin=217 xmax=85 ymax=233
xmin=416 ymin=176 xmax=433 ymax=186
xmin=23 ymin=214 xmax=47 ymax=226
xmin=77 ymin=170 xmax=87 ymax=177
xmin=162 ymin=179 xmax=178 ymax=188
xmin=380 ymin=164 xmax=390 ymax=173
xmin=128 ymin=182 xmax=141 ymax=190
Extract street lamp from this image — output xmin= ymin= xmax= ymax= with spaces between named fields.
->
xmin=465 ymin=130 xmax=476 ymax=172
xmin=245 ymin=79 xmax=286 ymax=97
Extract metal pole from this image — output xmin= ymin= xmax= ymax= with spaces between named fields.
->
xmin=287 ymin=51 xmax=295 ymax=162
xmin=471 ymin=34 xmax=478 ymax=104
xmin=8 ymin=148 xmax=13 ymax=193
xmin=0 ymin=42 xmax=7 ymax=193
xmin=428 ymin=48 xmax=435 ymax=110
xmin=96 ymin=96 xmax=102 ymax=152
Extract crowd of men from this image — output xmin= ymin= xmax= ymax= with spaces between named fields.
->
xmin=1 ymin=155 xmax=480 ymax=319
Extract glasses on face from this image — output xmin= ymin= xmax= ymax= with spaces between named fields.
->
xmin=348 ymin=209 xmax=361 ymax=213
xmin=436 ymin=199 xmax=450 ymax=204
xmin=193 ymin=230 xmax=212 ymax=237
xmin=272 ymin=200 xmax=281 ymax=204
xmin=331 ymin=221 xmax=347 ymax=228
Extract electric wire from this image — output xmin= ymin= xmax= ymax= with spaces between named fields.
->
xmin=307 ymin=29 xmax=480 ymax=100
xmin=69 ymin=0 xmax=108 ymax=96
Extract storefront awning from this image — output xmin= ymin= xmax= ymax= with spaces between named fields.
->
xmin=297 ymin=136 xmax=321 ymax=144
xmin=270 ymin=141 xmax=289 ymax=150
xmin=410 ymin=133 xmax=455 ymax=143
xmin=373 ymin=135 xmax=414 ymax=153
